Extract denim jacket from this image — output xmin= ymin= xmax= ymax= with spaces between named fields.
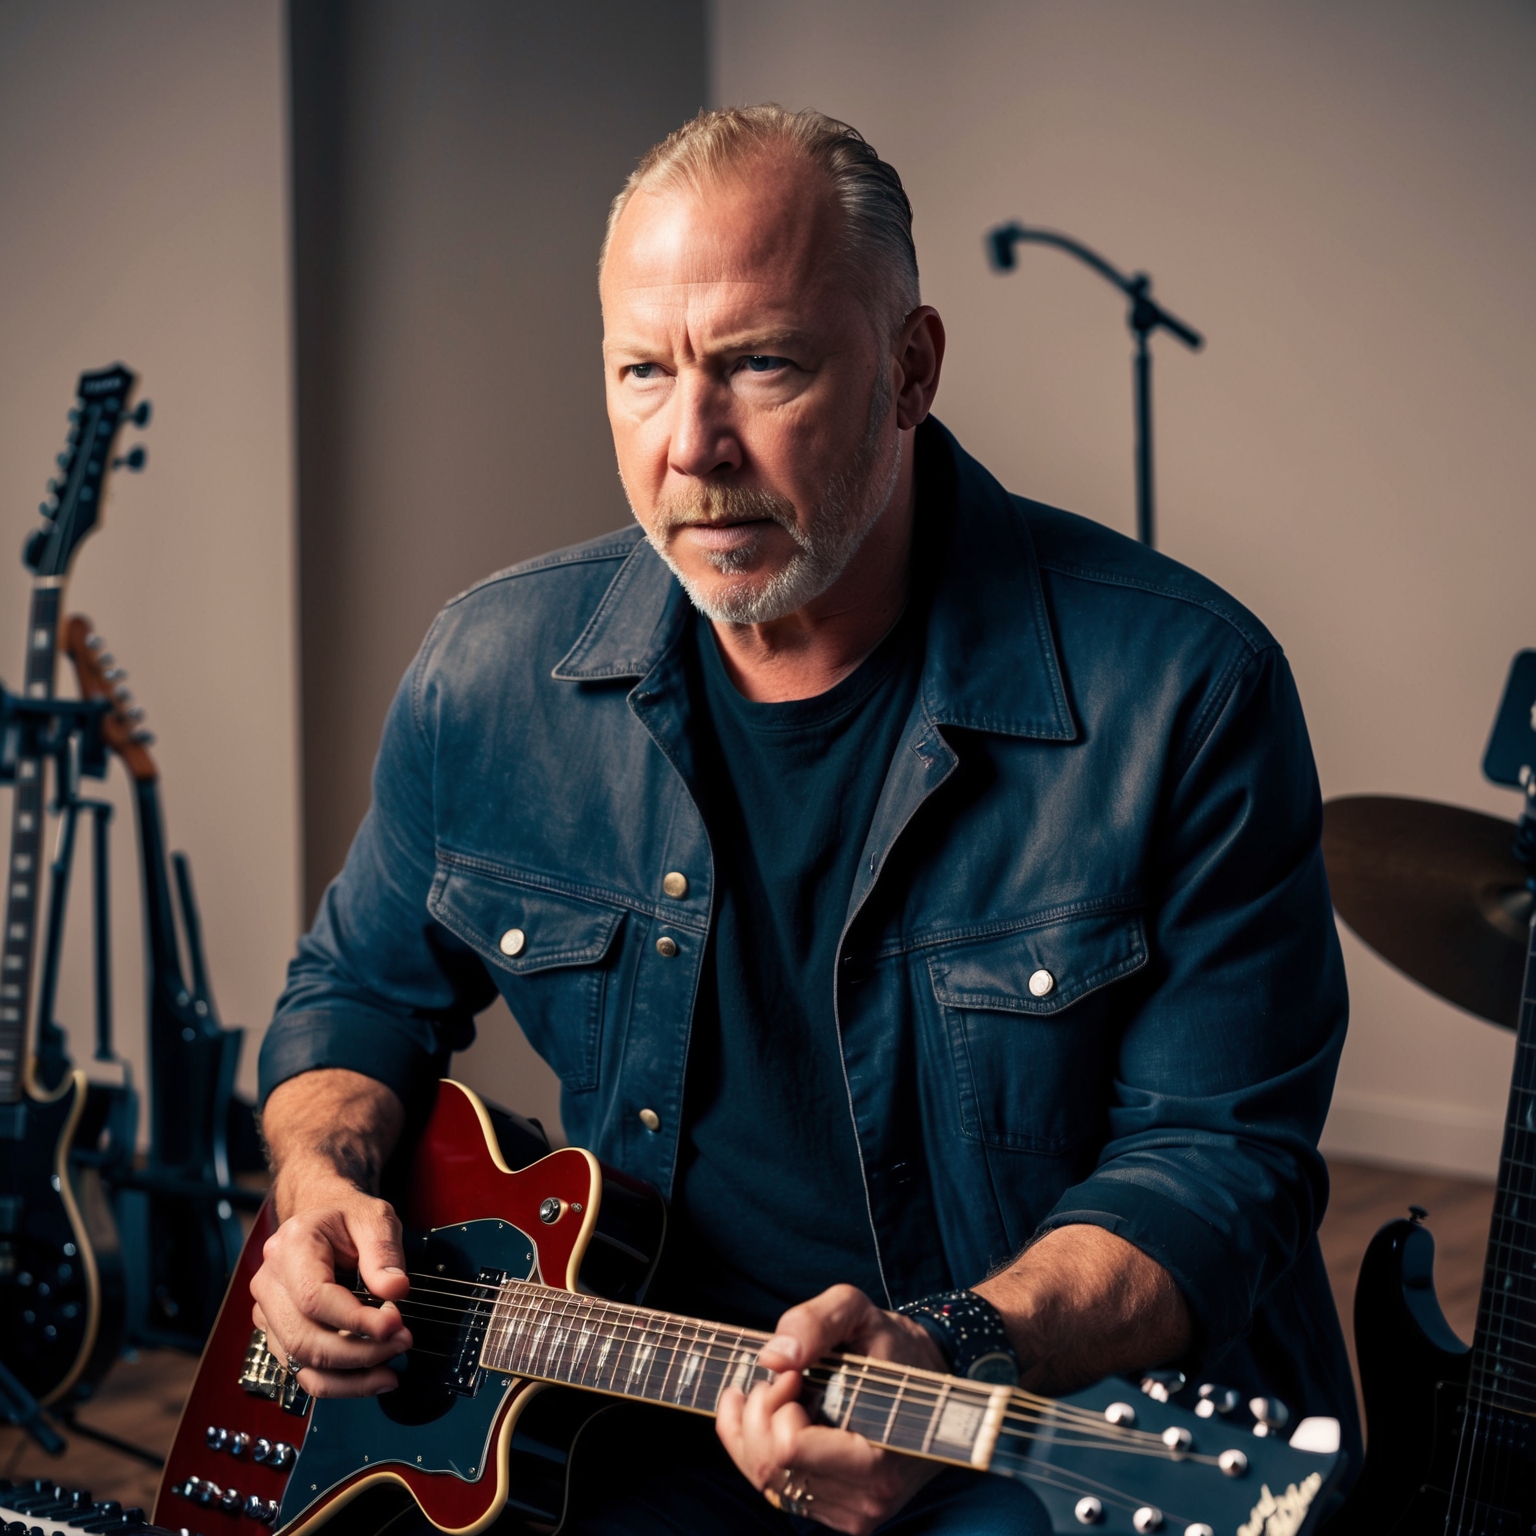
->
xmin=261 ymin=421 xmax=1359 ymax=1450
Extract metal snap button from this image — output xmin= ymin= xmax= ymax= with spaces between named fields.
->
xmin=638 ymin=1108 xmax=661 ymax=1132
xmin=1028 ymin=968 xmax=1055 ymax=998
xmin=662 ymin=871 xmax=689 ymax=899
xmin=655 ymin=935 xmax=679 ymax=958
xmin=499 ymin=928 xmax=526 ymax=957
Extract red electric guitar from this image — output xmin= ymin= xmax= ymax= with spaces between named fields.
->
xmin=157 ymin=1081 xmax=1345 ymax=1536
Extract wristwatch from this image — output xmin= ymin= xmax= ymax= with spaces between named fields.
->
xmin=897 ymin=1289 xmax=1020 ymax=1385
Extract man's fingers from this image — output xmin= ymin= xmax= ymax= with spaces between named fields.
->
xmin=294 ymin=1364 xmax=401 ymax=1400
xmin=350 ymin=1199 xmax=410 ymax=1302
xmin=260 ymin=1215 xmax=407 ymax=1341
xmin=762 ymin=1284 xmax=879 ymax=1372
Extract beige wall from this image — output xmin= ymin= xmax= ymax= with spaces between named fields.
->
xmin=0 ymin=2 xmax=300 ymax=1109
xmin=291 ymin=1 xmax=706 ymax=1136
xmin=714 ymin=0 xmax=1536 ymax=1178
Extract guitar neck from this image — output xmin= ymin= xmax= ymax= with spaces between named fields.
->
xmin=1 ymin=584 xmax=63 ymax=1103
xmin=482 ymin=1281 xmax=1011 ymax=1469
xmin=1467 ymin=892 xmax=1536 ymax=1415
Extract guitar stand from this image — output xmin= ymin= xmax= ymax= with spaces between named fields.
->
xmin=0 ymin=1358 xmax=66 ymax=1457
xmin=49 ymin=1408 xmax=164 ymax=1470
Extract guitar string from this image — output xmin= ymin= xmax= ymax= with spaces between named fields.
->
xmin=367 ymin=1277 xmax=1132 ymax=1437
xmin=1447 ymin=953 xmax=1536 ymax=1532
xmin=1471 ymin=980 xmax=1536 ymax=1527
xmin=358 ymin=1277 xmax=1232 ymax=1464
xmin=354 ymin=1280 xmax=1166 ymax=1452
xmin=372 ymin=1272 xmax=1192 ymax=1447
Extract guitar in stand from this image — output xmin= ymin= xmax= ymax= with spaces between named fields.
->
xmin=67 ymin=622 xmax=250 ymax=1351
xmin=0 ymin=364 xmax=148 ymax=1414
xmin=1321 ymin=658 xmax=1536 ymax=1533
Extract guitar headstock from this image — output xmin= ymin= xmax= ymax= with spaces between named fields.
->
xmin=65 ymin=616 xmax=158 ymax=784
xmin=25 ymin=363 xmax=149 ymax=579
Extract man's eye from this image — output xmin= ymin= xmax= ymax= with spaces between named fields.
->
xmin=741 ymin=355 xmax=788 ymax=373
xmin=627 ymin=363 xmax=661 ymax=380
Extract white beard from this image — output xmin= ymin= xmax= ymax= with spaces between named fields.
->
xmin=639 ymin=376 xmax=900 ymax=626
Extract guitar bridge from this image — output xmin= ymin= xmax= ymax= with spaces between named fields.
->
xmin=239 ymin=1327 xmax=312 ymax=1416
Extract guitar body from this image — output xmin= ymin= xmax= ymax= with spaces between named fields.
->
xmin=1325 ymin=1217 xmax=1534 ymax=1535
xmin=157 ymin=1081 xmax=665 ymax=1536
xmin=0 ymin=1071 xmax=125 ymax=1404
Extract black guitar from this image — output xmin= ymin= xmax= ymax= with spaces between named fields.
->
xmin=0 ymin=364 xmax=147 ymax=1404
xmin=1325 ymin=792 xmax=1536 ymax=1530
xmin=66 ymin=621 xmax=246 ymax=1349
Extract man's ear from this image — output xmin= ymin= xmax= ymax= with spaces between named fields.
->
xmin=894 ymin=306 xmax=945 ymax=432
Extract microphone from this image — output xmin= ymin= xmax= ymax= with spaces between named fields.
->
xmin=986 ymin=224 xmax=1021 ymax=271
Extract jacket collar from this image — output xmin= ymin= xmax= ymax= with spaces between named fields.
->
xmin=553 ymin=419 xmax=1076 ymax=743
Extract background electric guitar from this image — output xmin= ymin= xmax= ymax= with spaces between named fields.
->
xmin=1322 ymin=794 xmax=1536 ymax=1532
xmin=66 ymin=619 xmax=248 ymax=1349
xmin=159 ymin=1080 xmax=1344 ymax=1536
xmin=0 ymin=363 xmax=148 ymax=1405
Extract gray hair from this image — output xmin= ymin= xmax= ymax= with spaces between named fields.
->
xmin=601 ymin=105 xmax=920 ymax=339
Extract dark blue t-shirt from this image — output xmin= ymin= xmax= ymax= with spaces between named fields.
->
xmin=654 ymin=608 xmax=924 ymax=1330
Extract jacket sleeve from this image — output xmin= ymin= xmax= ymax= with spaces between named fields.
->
xmin=1036 ymin=643 xmax=1347 ymax=1360
xmin=257 ymin=637 xmax=496 ymax=1113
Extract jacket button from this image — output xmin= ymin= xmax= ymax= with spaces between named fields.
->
xmin=662 ymin=871 xmax=689 ymax=899
xmin=499 ymin=928 xmax=526 ymax=957
xmin=655 ymin=935 xmax=679 ymax=958
xmin=1028 ymin=968 xmax=1055 ymax=998
xmin=638 ymin=1108 xmax=661 ymax=1132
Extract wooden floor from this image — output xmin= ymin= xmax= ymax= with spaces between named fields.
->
xmin=0 ymin=1157 xmax=1499 ymax=1511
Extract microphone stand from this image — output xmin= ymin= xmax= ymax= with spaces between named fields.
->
xmin=987 ymin=223 xmax=1204 ymax=548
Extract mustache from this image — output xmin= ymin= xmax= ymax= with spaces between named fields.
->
xmin=650 ymin=482 xmax=801 ymax=539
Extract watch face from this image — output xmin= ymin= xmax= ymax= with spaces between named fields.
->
xmin=965 ymin=1349 xmax=1021 ymax=1386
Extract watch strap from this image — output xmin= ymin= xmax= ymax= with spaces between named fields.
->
xmin=897 ymin=1289 xmax=1020 ymax=1385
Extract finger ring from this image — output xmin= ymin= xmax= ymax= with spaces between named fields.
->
xmin=767 ymin=1469 xmax=812 ymax=1519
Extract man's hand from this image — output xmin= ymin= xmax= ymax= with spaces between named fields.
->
xmin=250 ymin=1069 xmax=412 ymax=1399
xmin=716 ymin=1285 xmax=948 ymax=1535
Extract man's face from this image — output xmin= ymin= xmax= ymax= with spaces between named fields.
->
xmin=600 ymin=156 xmax=903 ymax=624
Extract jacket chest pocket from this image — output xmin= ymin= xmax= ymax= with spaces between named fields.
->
xmin=429 ymin=862 xmax=625 ymax=1093
xmin=924 ymin=906 xmax=1146 ymax=1153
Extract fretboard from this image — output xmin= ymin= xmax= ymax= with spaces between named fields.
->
xmin=1466 ymin=901 xmax=1536 ymax=1415
xmin=0 ymin=584 xmax=61 ymax=1103
xmin=481 ymin=1281 xmax=1011 ymax=1469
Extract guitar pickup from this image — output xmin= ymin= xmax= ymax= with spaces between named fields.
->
xmin=446 ymin=1267 xmax=505 ymax=1397
xmin=238 ymin=1327 xmax=312 ymax=1416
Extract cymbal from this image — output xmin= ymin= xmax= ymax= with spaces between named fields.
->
xmin=1322 ymin=795 xmax=1531 ymax=1029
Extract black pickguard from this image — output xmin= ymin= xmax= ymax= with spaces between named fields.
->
xmin=281 ymin=1220 xmax=539 ymax=1528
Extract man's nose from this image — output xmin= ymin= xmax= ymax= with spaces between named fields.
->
xmin=668 ymin=372 xmax=741 ymax=479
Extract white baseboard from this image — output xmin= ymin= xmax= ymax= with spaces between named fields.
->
xmin=1320 ymin=1089 xmax=1503 ymax=1181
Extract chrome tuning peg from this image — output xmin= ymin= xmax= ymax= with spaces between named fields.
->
xmin=97 ymin=652 xmax=115 ymax=666
xmin=38 ymin=500 xmax=57 ymax=520
xmin=102 ymin=666 xmax=125 ymax=681
xmin=129 ymin=399 xmax=152 ymax=427
xmin=86 ymin=632 xmax=104 ymax=651
xmin=57 ymin=451 xmax=71 ymax=469
xmin=1195 ymin=1384 xmax=1240 ymax=1418
xmin=112 ymin=446 xmax=147 ymax=472
xmin=68 ymin=407 xmax=81 ymax=423
xmin=1139 ymin=1370 xmax=1186 ymax=1403
xmin=1249 ymin=1396 xmax=1289 ymax=1436
xmin=131 ymin=729 xmax=155 ymax=746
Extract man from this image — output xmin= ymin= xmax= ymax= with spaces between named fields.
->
xmin=255 ymin=107 xmax=1358 ymax=1534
